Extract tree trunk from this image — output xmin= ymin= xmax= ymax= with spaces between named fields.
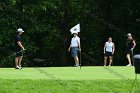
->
xmin=60 ymin=0 xmax=72 ymax=66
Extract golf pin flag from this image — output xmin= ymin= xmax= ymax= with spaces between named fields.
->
xmin=70 ymin=24 xmax=80 ymax=34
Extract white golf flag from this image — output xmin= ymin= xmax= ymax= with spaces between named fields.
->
xmin=70 ymin=24 xmax=80 ymax=34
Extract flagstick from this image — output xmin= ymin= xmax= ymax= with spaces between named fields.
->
xmin=78 ymin=24 xmax=81 ymax=69
xmin=79 ymin=31 xmax=82 ymax=70
xmin=79 ymin=0 xmax=83 ymax=70
xmin=79 ymin=50 xmax=82 ymax=69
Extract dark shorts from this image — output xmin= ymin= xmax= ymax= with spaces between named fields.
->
xmin=15 ymin=50 xmax=23 ymax=57
xmin=71 ymin=47 xmax=78 ymax=57
xmin=105 ymin=51 xmax=112 ymax=57
xmin=126 ymin=48 xmax=132 ymax=54
xmin=126 ymin=50 xmax=132 ymax=54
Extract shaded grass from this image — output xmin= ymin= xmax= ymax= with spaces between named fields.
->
xmin=0 ymin=79 xmax=139 ymax=93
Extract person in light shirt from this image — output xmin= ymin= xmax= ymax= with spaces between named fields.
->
xmin=68 ymin=32 xmax=81 ymax=67
xmin=104 ymin=37 xmax=115 ymax=66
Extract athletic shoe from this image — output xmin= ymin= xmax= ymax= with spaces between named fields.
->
xmin=109 ymin=65 xmax=111 ymax=66
xmin=19 ymin=65 xmax=22 ymax=69
xmin=74 ymin=64 xmax=80 ymax=67
xmin=126 ymin=64 xmax=132 ymax=66
xmin=104 ymin=65 xmax=106 ymax=66
xmin=15 ymin=66 xmax=20 ymax=69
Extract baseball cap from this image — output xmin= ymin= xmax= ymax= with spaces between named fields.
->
xmin=17 ymin=28 xmax=24 ymax=32
xmin=127 ymin=33 xmax=131 ymax=36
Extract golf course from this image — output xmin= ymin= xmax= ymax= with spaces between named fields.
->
xmin=0 ymin=66 xmax=140 ymax=93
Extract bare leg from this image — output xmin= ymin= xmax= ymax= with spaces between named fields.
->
xmin=104 ymin=56 xmax=107 ymax=66
xmin=15 ymin=57 xmax=19 ymax=67
xmin=126 ymin=54 xmax=131 ymax=64
xmin=109 ymin=56 xmax=113 ymax=66
xmin=74 ymin=56 xmax=79 ymax=66
xmin=18 ymin=56 xmax=23 ymax=67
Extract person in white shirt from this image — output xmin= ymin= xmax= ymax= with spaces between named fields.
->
xmin=104 ymin=37 xmax=115 ymax=66
xmin=68 ymin=32 xmax=81 ymax=67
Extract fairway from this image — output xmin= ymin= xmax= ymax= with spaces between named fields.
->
xmin=0 ymin=66 xmax=140 ymax=93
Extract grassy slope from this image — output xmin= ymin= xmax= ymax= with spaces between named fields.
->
xmin=0 ymin=66 xmax=140 ymax=93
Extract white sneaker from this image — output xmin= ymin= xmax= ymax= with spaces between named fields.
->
xmin=15 ymin=66 xmax=20 ymax=69
xmin=74 ymin=64 xmax=79 ymax=67
xmin=109 ymin=65 xmax=111 ymax=66
xmin=104 ymin=65 xmax=106 ymax=66
xmin=126 ymin=64 xmax=132 ymax=66
xmin=19 ymin=65 xmax=22 ymax=69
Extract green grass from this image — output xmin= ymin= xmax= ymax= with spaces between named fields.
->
xmin=0 ymin=66 xmax=140 ymax=93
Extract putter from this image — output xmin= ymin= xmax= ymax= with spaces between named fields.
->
xmin=79 ymin=49 xmax=81 ymax=69
xmin=130 ymin=74 xmax=139 ymax=93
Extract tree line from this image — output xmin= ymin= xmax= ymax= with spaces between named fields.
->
xmin=0 ymin=0 xmax=140 ymax=67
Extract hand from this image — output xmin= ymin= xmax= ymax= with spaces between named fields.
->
xmin=79 ymin=49 xmax=81 ymax=52
xmin=22 ymin=48 xmax=26 ymax=51
xmin=68 ymin=48 xmax=70 ymax=52
xmin=112 ymin=52 xmax=114 ymax=55
xmin=131 ymin=48 xmax=134 ymax=51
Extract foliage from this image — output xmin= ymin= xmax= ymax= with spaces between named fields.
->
xmin=0 ymin=0 xmax=140 ymax=67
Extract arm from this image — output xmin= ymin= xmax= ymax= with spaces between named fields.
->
xmin=104 ymin=43 xmax=106 ymax=54
xmin=17 ymin=41 xmax=25 ymax=50
xmin=112 ymin=43 xmax=115 ymax=54
xmin=131 ymin=40 xmax=136 ymax=50
xmin=77 ymin=38 xmax=81 ymax=52
xmin=68 ymin=44 xmax=71 ymax=52
xmin=78 ymin=38 xmax=81 ymax=49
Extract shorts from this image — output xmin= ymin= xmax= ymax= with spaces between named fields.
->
xmin=126 ymin=49 xmax=132 ymax=54
xmin=126 ymin=47 xmax=133 ymax=54
xmin=71 ymin=47 xmax=78 ymax=57
xmin=105 ymin=51 xmax=112 ymax=57
xmin=126 ymin=50 xmax=132 ymax=54
xmin=15 ymin=50 xmax=23 ymax=57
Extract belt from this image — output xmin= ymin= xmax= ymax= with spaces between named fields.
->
xmin=71 ymin=47 xmax=78 ymax=48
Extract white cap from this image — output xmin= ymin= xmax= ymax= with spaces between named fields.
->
xmin=17 ymin=28 xmax=24 ymax=32
xmin=127 ymin=33 xmax=131 ymax=36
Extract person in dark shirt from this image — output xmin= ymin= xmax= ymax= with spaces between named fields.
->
xmin=126 ymin=33 xmax=136 ymax=66
xmin=15 ymin=28 xmax=25 ymax=69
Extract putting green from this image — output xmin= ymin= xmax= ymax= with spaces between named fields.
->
xmin=0 ymin=66 xmax=139 ymax=80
